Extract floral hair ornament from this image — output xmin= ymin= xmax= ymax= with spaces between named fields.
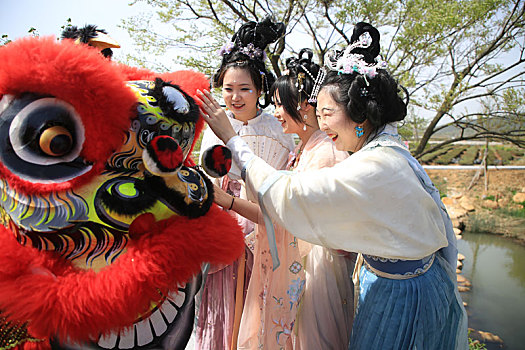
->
xmin=218 ymin=41 xmax=267 ymax=61
xmin=218 ymin=41 xmax=235 ymax=56
xmin=242 ymin=43 xmax=266 ymax=60
xmin=326 ymin=32 xmax=387 ymax=80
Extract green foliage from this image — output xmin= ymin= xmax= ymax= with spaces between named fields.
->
xmin=397 ymin=124 xmax=413 ymax=140
xmin=468 ymin=334 xmax=488 ymax=350
xmin=435 ymin=146 xmax=467 ymax=165
xmin=494 ymin=147 xmax=513 ymax=165
xmin=486 ymin=149 xmax=497 ymax=165
xmin=61 ymin=18 xmax=73 ymax=32
xmin=459 ymin=146 xmax=479 ymax=165
xmin=420 ymin=144 xmax=523 ymax=165
xmin=2 ymin=24 xmax=42 ymax=47
xmin=496 ymin=206 xmax=525 ymax=218
xmin=1 ymin=34 xmax=11 ymax=46
xmin=122 ymin=0 xmax=301 ymax=73
xmin=419 ymin=145 xmax=452 ymax=164
xmin=27 ymin=27 xmax=39 ymax=36
xmin=120 ymin=1 xmax=524 ymax=153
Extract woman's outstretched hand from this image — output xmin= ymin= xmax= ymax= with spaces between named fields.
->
xmin=212 ymin=183 xmax=232 ymax=208
xmin=196 ymin=89 xmax=237 ymax=144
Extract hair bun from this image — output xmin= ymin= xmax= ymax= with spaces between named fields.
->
xmin=349 ymin=22 xmax=380 ymax=63
xmin=286 ymin=48 xmax=313 ymax=69
xmin=285 ymin=48 xmax=320 ymax=83
xmin=232 ymin=16 xmax=285 ymax=51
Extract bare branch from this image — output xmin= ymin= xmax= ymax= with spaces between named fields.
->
xmin=322 ymin=2 xmax=350 ymax=44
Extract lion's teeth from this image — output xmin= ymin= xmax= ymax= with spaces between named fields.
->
xmin=98 ymin=331 xmax=118 ymax=348
xmin=95 ymin=279 xmax=198 ymax=349
xmin=135 ymin=318 xmax=154 ymax=346
xmin=169 ymin=289 xmax=186 ymax=309
xmin=149 ymin=308 xmax=168 ymax=336
xmin=160 ymin=296 xmax=178 ymax=323
xmin=118 ymin=327 xmax=135 ymax=349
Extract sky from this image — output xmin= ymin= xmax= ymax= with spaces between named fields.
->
xmin=1 ymin=0 xmax=150 ymax=63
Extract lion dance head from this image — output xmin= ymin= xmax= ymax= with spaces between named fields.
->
xmin=0 ymin=36 xmax=243 ymax=349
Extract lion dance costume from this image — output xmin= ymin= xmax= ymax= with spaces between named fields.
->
xmin=0 ymin=35 xmax=243 ymax=349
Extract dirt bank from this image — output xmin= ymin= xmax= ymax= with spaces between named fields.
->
xmin=426 ymin=168 xmax=525 ymax=243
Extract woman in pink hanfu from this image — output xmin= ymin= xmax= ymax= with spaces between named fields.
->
xmin=201 ymin=49 xmax=354 ymax=350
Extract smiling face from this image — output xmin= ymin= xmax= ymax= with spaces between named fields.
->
xmin=316 ymin=87 xmax=360 ymax=151
xmin=273 ymin=89 xmax=304 ymax=134
xmin=222 ymin=67 xmax=260 ymax=122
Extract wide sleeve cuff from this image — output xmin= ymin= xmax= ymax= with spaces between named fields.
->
xmin=226 ymin=135 xmax=255 ymax=178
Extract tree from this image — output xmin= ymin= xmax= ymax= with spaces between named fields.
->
xmin=1 ymin=34 xmax=11 ymax=46
xmin=123 ymin=0 xmax=525 ymax=157
xmin=2 ymin=26 xmax=43 ymax=46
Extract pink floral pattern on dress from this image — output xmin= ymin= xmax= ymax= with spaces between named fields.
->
xmin=237 ymin=130 xmax=350 ymax=349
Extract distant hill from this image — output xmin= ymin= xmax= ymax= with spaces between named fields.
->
xmin=431 ymin=124 xmax=477 ymax=139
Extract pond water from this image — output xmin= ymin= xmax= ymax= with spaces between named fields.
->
xmin=457 ymin=232 xmax=525 ymax=350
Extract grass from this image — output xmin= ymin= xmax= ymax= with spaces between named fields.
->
xmin=435 ymin=146 xmax=467 ymax=165
xmin=416 ymin=143 xmax=524 ymax=166
xmin=469 ymin=339 xmax=487 ymax=350
xmin=496 ymin=206 xmax=525 ymax=218
xmin=459 ymin=147 xmax=479 ymax=165
xmin=419 ymin=145 xmax=453 ymax=164
xmin=468 ymin=330 xmax=488 ymax=350
xmin=432 ymin=176 xmax=448 ymax=198
xmin=467 ymin=213 xmax=497 ymax=233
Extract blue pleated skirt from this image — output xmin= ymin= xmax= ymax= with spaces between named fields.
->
xmin=349 ymin=256 xmax=467 ymax=349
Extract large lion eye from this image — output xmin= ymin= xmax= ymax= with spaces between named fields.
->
xmin=9 ymin=98 xmax=84 ymax=165
xmin=39 ymin=125 xmax=73 ymax=156
xmin=162 ymin=86 xmax=190 ymax=114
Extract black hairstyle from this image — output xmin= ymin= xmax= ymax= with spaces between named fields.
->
xmin=213 ymin=16 xmax=285 ymax=109
xmin=321 ymin=22 xmax=408 ymax=129
xmin=270 ymin=48 xmax=320 ymax=125
xmin=61 ymin=25 xmax=114 ymax=59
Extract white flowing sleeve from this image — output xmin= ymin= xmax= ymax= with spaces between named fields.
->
xmin=226 ymin=135 xmax=256 ymax=173
xmin=242 ymin=146 xmax=448 ymax=260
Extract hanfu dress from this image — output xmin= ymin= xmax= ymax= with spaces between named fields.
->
xmin=225 ymin=123 xmax=468 ymax=350
xmin=196 ymin=110 xmax=294 ymax=350
xmin=236 ymin=130 xmax=352 ymax=350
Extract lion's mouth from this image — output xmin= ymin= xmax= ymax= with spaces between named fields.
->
xmin=53 ymin=274 xmax=201 ymax=350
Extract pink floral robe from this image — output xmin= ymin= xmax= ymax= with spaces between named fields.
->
xmin=237 ymin=130 xmax=354 ymax=350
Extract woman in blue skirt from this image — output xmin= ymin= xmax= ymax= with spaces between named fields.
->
xmin=198 ymin=21 xmax=468 ymax=350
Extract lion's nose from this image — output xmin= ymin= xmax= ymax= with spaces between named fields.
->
xmin=143 ymin=135 xmax=183 ymax=175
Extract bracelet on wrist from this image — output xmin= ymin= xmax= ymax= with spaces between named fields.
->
xmin=228 ymin=196 xmax=235 ymax=210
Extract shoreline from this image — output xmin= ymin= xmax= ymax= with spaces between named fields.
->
xmin=425 ymin=167 xmax=525 ymax=244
